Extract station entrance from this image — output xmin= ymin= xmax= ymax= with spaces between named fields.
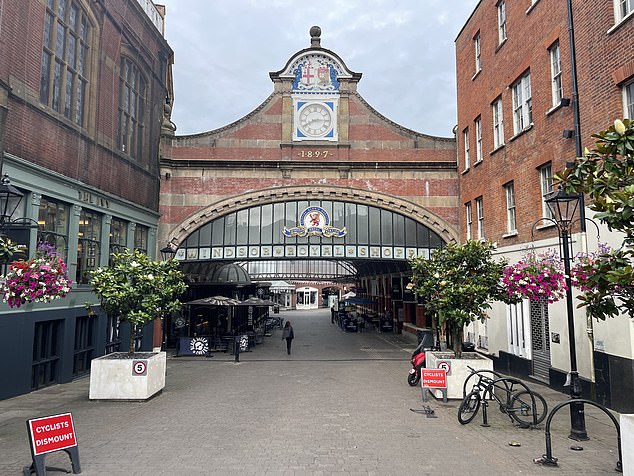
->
xmin=158 ymin=27 xmax=459 ymax=345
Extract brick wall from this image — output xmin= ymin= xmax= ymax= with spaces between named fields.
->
xmin=456 ymin=0 xmax=634 ymax=245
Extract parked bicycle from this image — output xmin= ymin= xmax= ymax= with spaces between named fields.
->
xmin=458 ymin=366 xmax=548 ymax=428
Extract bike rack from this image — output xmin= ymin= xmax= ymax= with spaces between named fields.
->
xmin=535 ymin=398 xmax=622 ymax=472
xmin=480 ymin=377 xmax=540 ymax=428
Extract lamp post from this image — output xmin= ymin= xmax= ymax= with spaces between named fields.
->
xmin=159 ymin=242 xmax=178 ymax=350
xmin=160 ymin=242 xmax=177 ymax=261
xmin=0 ymin=174 xmax=24 ymax=234
xmin=544 ymin=188 xmax=588 ymax=441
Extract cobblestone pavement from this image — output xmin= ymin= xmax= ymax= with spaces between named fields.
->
xmin=0 ymin=309 xmax=623 ymax=475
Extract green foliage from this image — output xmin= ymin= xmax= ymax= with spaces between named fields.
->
xmin=410 ymin=240 xmax=511 ymax=356
xmin=555 ymin=119 xmax=634 ymax=320
xmin=90 ymin=249 xmax=188 ymax=354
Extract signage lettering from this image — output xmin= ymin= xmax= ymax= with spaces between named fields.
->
xmin=28 ymin=413 xmax=77 ymax=456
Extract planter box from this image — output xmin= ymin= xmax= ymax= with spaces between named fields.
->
xmin=89 ymin=352 xmax=166 ymax=400
xmin=622 ymin=414 xmax=633 ymax=475
xmin=425 ymin=351 xmax=493 ymax=399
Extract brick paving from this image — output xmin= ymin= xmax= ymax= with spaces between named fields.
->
xmin=0 ymin=309 xmax=623 ymax=475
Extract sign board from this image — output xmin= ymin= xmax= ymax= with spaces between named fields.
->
xmin=238 ymin=335 xmax=249 ymax=352
xmin=421 ymin=369 xmax=447 ymax=389
xmin=27 ymin=413 xmax=77 ymax=456
xmin=437 ymin=360 xmax=451 ymax=376
xmin=132 ymin=360 xmax=148 ymax=376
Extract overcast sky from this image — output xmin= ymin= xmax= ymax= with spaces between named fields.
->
xmin=160 ymin=0 xmax=479 ymax=138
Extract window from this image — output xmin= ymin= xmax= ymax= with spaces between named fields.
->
xmin=505 ymin=182 xmax=516 ymax=233
xmin=134 ymin=225 xmax=149 ymax=253
xmin=475 ymin=197 xmax=484 ymax=239
xmin=512 ymin=72 xmax=532 ymax=134
xmin=617 ymin=0 xmax=634 ymax=21
xmin=40 ymin=0 xmax=90 ymax=126
xmin=623 ymin=79 xmax=634 ymax=119
xmin=492 ymin=98 xmax=504 ymax=148
xmin=475 ymin=116 xmax=483 ymax=163
xmin=109 ymin=217 xmax=128 ymax=264
xmin=463 ymin=128 xmax=470 ymax=170
xmin=507 ymin=301 xmax=531 ymax=359
xmin=497 ymin=1 xmax=507 ymax=44
xmin=118 ymin=57 xmax=146 ymax=160
xmin=474 ymin=32 xmax=481 ymax=73
xmin=38 ymin=197 xmax=70 ymax=260
xmin=540 ymin=164 xmax=554 ymax=220
xmin=465 ymin=202 xmax=473 ymax=240
xmin=77 ymin=209 xmax=101 ymax=284
xmin=549 ymin=42 xmax=563 ymax=107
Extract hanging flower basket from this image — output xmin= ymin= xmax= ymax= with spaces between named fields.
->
xmin=0 ymin=243 xmax=72 ymax=308
xmin=570 ymin=243 xmax=612 ymax=292
xmin=502 ymin=249 xmax=567 ymax=303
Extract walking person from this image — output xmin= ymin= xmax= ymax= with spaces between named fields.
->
xmin=281 ymin=321 xmax=294 ymax=355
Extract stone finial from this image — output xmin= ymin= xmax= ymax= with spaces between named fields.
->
xmin=310 ymin=26 xmax=321 ymax=47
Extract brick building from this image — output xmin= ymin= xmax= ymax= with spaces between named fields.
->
xmin=159 ymin=27 xmax=459 ymax=338
xmin=456 ymin=0 xmax=634 ymax=412
xmin=0 ymin=0 xmax=173 ymax=399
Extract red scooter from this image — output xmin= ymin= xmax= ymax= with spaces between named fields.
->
xmin=407 ymin=340 xmax=428 ymax=386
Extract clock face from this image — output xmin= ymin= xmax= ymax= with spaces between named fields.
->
xmin=298 ymin=103 xmax=333 ymax=137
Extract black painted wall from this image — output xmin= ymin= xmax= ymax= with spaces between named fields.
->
xmin=0 ymin=308 xmax=155 ymax=400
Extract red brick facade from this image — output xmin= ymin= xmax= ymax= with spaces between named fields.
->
xmin=457 ymin=0 xmax=634 ymax=245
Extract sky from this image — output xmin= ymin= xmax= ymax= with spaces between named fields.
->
xmin=160 ymin=0 xmax=480 ymax=138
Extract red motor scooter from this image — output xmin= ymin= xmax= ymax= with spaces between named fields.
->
xmin=407 ymin=349 xmax=426 ymax=386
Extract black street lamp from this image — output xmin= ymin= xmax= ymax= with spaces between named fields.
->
xmin=0 ymin=174 xmax=24 ymax=233
xmin=160 ymin=242 xmax=177 ymax=261
xmin=544 ymin=188 xmax=588 ymax=441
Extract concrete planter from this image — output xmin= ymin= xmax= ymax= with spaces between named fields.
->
xmin=425 ymin=351 xmax=493 ymax=399
xmin=89 ymin=352 xmax=166 ymax=400
xmin=622 ymin=414 xmax=633 ymax=475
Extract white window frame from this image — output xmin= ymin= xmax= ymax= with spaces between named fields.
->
xmin=540 ymin=164 xmax=554 ymax=220
xmin=549 ymin=41 xmax=563 ymax=107
xmin=475 ymin=117 xmax=483 ymax=163
xmin=507 ymin=300 xmax=531 ymax=359
xmin=512 ymin=72 xmax=532 ymax=134
xmin=474 ymin=32 xmax=481 ymax=73
xmin=465 ymin=202 xmax=472 ymax=240
xmin=463 ymin=128 xmax=470 ymax=170
xmin=623 ymin=79 xmax=634 ymax=119
xmin=492 ymin=98 xmax=504 ymax=148
xmin=497 ymin=0 xmax=507 ymax=44
xmin=615 ymin=0 xmax=634 ymax=22
xmin=505 ymin=182 xmax=516 ymax=233
xmin=476 ymin=197 xmax=484 ymax=240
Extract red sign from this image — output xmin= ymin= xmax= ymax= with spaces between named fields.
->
xmin=28 ymin=413 xmax=77 ymax=455
xmin=421 ymin=369 xmax=447 ymax=388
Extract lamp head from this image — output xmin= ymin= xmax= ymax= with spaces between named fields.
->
xmin=0 ymin=174 xmax=24 ymax=228
xmin=545 ymin=188 xmax=580 ymax=231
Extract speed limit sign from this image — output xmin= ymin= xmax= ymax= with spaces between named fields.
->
xmin=132 ymin=360 xmax=147 ymax=376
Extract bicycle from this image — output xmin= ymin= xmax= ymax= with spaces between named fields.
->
xmin=458 ymin=366 xmax=548 ymax=428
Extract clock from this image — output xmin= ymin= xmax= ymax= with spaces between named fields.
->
xmin=298 ymin=103 xmax=333 ymax=137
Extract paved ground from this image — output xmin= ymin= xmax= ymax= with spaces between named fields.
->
xmin=0 ymin=308 xmax=624 ymax=475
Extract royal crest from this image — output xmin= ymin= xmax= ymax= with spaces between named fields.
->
xmin=283 ymin=206 xmax=347 ymax=238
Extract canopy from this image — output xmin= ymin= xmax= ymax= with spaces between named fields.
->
xmin=187 ymin=295 xmax=241 ymax=306
xmin=237 ymin=297 xmax=276 ymax=307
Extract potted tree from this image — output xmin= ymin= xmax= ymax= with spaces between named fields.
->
xmin=410 ymin=240 xmax=512 ymax=398
xmin=88 ymin=249 xmax=187 ymax=400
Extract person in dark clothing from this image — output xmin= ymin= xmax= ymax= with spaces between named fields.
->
xmin=331 ymin=306 xmax=336 ymax=323
xmin=281 ymin=321 xmax=294 ymax=355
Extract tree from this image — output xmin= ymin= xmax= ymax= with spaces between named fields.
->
xmin=90 ymin=249 xmax=188 ymax=355
xmin=555 ymin=119 xmax=634 ymax=320
xmin=410 ymin=240 xmax=512 ymax=357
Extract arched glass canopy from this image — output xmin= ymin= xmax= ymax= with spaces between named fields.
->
xmin=175 ymin=200 xmax=445 ymax=281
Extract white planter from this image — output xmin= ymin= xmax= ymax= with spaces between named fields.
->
xmin=89 ymin=352 xmax=166 ymax=400
xmin=622 ymin=414 xmax=634 ymax=475
xmin=425 ymin=351 xmax=493 ymax=399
